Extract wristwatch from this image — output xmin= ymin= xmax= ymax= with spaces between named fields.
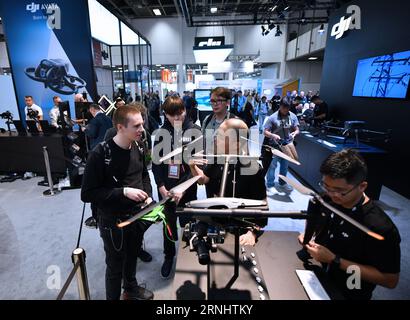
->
xmin=331 ymin=254 xmax=341 ymax=269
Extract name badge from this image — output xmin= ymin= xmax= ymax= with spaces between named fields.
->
xmin=168 ymin=163 xmax=180 ymax=179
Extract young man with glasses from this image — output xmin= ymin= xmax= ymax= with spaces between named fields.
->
xmin=298 ymin=149 xmax=401 ymax=300
xmin=202 ymin=87 xmax=237 ymax=197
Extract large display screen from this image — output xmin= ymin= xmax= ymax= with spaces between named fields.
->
xmin=352 ymin=50 xmax=410 ymax=98
xmin=194 ymin=89 xmax=212 ymax=111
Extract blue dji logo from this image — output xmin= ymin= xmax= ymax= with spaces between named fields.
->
xmin=26 ymin=2 xmax=40 ymax=13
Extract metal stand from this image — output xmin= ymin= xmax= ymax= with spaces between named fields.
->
xmin=219 ymin=156 xmax=230 ymax=197
xmin=72 ymin=248 xmax=91 ymax=300
xmin=42 ymin=146 xmax=61 ymax=196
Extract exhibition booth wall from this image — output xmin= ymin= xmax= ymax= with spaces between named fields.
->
xmin=320 ymin=0 xmax=410 ymax=198
xmin=0 ymin=0 xmax=97 ymax=126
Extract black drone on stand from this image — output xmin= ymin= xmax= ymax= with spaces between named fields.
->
xmin=25 ymin=59 xmax=86 ymax=95
xmin=0 ymin=111 xmax=13 ymax=134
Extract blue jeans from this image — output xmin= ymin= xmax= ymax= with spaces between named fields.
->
xmin=266 ymin=157 xmax=289 ymax=188
xmin=258 ymin=114 xmax=267 ymax=132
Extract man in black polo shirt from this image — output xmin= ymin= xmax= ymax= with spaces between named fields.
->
xmin=311 ymin=95 xmax=329 ymax=126
xmin=298 ymin=149 xmax=401 ymax=300
xmin=190 ymin=118 xmax=267 ymax=246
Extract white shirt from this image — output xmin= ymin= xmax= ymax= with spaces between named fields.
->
xmin=24 ymin=104 xmax=43 ymax=121
xmin=49 ymin=105 xmax=60 ymax=127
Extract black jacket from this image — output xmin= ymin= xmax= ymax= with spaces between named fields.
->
xmin=81 ymin=138 xmax=152 ymax=217
xmin=152 ymin=117 xmax=200 ymax=204
xmin=85 ymin=112 xmax=113 ymax=149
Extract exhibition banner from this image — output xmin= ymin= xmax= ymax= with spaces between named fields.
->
xmin=0 ymin=0 xmax=96 ymax=125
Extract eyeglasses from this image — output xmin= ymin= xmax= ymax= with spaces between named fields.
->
xmin=210 ymin=99 xmax=227 ymax=105
xmin=318 ymin=181 xmax=360 ymax=197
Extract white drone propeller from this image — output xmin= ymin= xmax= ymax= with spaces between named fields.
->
xmin=117 ymin=176 xmax=201 ymax=228
xmin=278 ymin=174 xmax=384 ymax=241
xmin=159 ymin=135 xmax=203 ymax=163
xmin=241 ymin=137 xmax=301 ymax=166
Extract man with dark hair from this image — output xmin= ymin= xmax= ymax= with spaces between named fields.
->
xmin=298 ymin=149 xmax=401 ymax=300
xmin=24 ymin=96 xmax=43 ymax=122
xmin=202 ymin=87 xmax=235 ymax=150
xmin=152 ymin=95 xmax=200 ymax=278
xmin=262 ymin=96 xmax=299 ymax=192
xmin=81 ymin=104 xmax=154 ymax=300
xmin=202 ymin=87 xmax=237 ymax=197
xmin=311 ymin=95 xmax=329 ymax=126
xmin=83 ymin=104 xmax=113 ymax=150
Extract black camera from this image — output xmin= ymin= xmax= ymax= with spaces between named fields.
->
xmin=27 ymin=108 xmax=39 ymax=119
xmin=184 ymin=221 xmax=225 ymax=265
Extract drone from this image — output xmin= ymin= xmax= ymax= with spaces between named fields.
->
xmin=25 ymin=59 xmax=86 ymax=95
xmin=118 ymin=132 xmax=383 ymax=266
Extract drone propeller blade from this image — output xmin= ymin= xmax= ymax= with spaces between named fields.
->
xmin=159 ymin=136 xmax=203 ymax=163
xmin=170 ymin=175 xmax=201 ymax=194
xmin=117 ymin=198 xmax=169 ymax=228
xmin=271 ymin=148 xmax=301 ymax=165
xmin=159 ymin=146 xmax=183 ymax=163
xmin=189 ymin=135 xmax=203 ymax=145
xmin=278 ymin=175 xmax=316 ymax=196
xmin=318 ymin=199 xmax=384 ymax=241
xmin=117 ymin=176 xmax=200 ymax=228
xmin=241 ymin=137 xmax=300 ymax=165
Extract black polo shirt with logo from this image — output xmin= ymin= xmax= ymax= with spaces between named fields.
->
xmin=311 ymin=196 xmax=401 ymax=300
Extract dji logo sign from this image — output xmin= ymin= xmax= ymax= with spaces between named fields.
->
xmin=26 ymin=2 xmax=40 ymax=13
xmin=198 ymin=38 xmax=222 ymax=47
xmin=331 ymin=5 xmax=361 ymax=40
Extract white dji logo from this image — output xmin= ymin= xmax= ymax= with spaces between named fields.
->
xmin=331 ymin=5 xmax=361 ymax=40
xmin=198 ymin=38 xmax=222 ymax=47
xmin=26 ymin=2 xmax=40 ymax=13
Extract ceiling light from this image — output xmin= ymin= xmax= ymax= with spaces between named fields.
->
xmin=270 ymin=5 xmax=277 ymax=12
xmin=318 ymin=23 xmax=325 ymax=34
xmin=156 ymin=64 xmax=162 ymax=67
xmin=210 ymin=7 xmax=217 ymax=13
xmin=308 ymin=57 xmax=318 ymax=60
xmin=284 ymin=5 xmax=290 ymax=11
xmin=153 ymin=9 xmax=161 ymax=16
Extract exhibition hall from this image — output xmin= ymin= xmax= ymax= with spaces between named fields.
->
xmin=0 ymin=0 xmax=409 ymax=303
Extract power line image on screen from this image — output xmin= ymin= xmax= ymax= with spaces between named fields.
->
xmin=353 ymin=50 xmax=410 ymax=98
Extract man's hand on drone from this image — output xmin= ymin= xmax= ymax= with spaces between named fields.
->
xmin=189 ymin=158 xmax=208 ymax=166
xmin=169 ymin=191 xmax=184 ymax=205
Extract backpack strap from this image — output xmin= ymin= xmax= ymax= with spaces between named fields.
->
xmin=100 ymin=141 xmax=112 ymax=166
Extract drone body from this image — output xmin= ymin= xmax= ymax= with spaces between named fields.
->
xmin=186 ymin=197 xmax=267 ymax=209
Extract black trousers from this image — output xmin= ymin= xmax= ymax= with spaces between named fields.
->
xmin=261 ymin=145 xmax=273 ymax=177
xmin=159 ymin=197 xmax=193 ymax=260
xmin=98 ymin=215 xmax=151 ymax=300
